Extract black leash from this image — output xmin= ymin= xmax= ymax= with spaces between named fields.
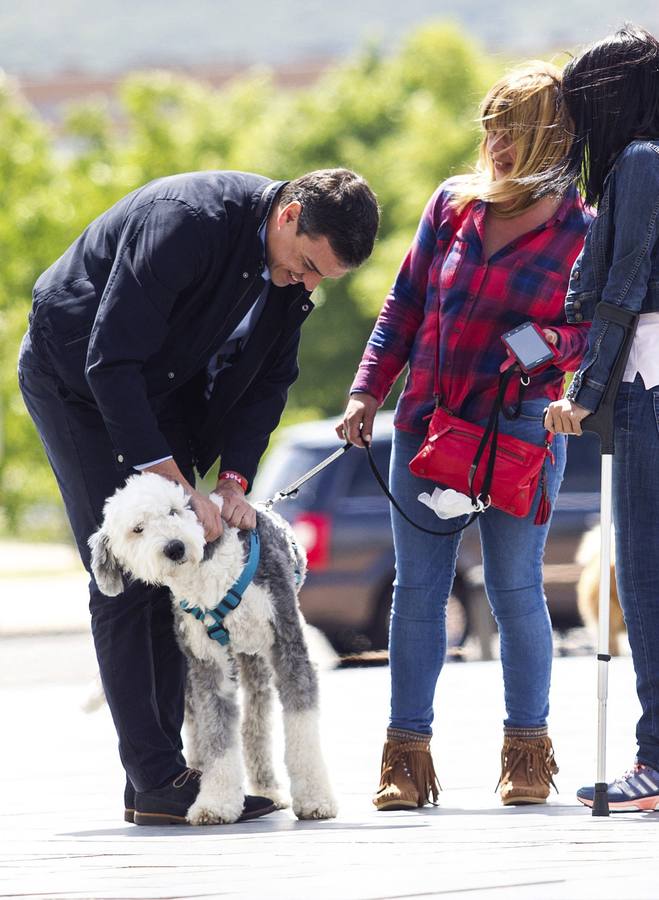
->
xmin=263 ymin=429 xmax=476 ymax=534
xmin=264 ymin=432 xmax=482 ymax=536
xmin=362 ymin=439 xmax=480 ymax=536
xmin=266 ymin=396 xmax=537 ymax=536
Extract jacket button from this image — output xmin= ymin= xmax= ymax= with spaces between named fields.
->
xmin=117 ymin=454 xmax=124 ymax=463
xmin=575 ymin=313 xmax=583 ymax=322
xmin=573 ymin=300 xmax=581 ymax=309
xmin=302 ymin=303 xmax=310 ymax=312
xmin=168 ymin=371 xmax=175 ymax=379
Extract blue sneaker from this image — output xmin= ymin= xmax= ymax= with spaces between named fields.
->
xmin=577 ymin=763 xmax=659 ymax=812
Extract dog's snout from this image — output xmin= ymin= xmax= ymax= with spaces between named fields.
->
xmin=163 ymin=539 xmax=186 ymax=561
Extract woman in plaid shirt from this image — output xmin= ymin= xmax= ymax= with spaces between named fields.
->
xmin=339 ymin=62 xmax=593 ymax=809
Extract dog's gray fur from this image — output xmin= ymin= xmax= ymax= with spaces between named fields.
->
xmin=89 ymin=472 xmax=337 ymax=824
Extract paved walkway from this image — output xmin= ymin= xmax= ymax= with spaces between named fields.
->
xmin=0 ymin=540 xmax=89 ymax=636
xmin=1 ymin=628 xmax=658 ymax=900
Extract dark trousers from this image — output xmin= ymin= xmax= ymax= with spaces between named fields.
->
xmin=18 ymin=330 xmax=193 ymax=792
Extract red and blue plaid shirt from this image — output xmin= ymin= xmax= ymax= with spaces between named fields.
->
xmin=351 ymin=179 xmax=594 ymax=432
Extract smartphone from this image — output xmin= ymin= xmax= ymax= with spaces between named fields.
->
xmin=501 ymin=322 xmax=558 ymax=375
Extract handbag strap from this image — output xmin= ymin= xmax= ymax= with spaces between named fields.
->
xmin=467 ymin=365 xmax=516 ymax=507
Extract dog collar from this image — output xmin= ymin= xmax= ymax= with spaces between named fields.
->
xmin=179 ymin=529 xmax=261 ymax=646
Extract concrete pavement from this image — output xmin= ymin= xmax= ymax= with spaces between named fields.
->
xmin=1 ymin=626 xmax=658 ymax=900
xmin=0 ymin=541 xmax=90 ymax=636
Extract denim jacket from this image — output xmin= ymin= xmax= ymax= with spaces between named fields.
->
xmin=566 ymin=140 xmax=659 ymax=412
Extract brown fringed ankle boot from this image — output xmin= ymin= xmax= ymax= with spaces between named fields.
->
xmin=373 ymin=728 xmax=440 ymax=811
xmin=497 ymin=727 xmax=559 ymax=806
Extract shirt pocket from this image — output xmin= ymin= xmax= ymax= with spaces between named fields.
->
xmin=438 ymin=238 xmax=468 ymax=291
xmin=508 ymin=260 xmax=568 ymax=309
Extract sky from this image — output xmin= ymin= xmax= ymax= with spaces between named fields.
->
xmin=1 ymin=0 xmax=657 ymax=77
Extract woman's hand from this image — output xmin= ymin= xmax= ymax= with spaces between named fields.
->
xmin=212 ymin=479 xmax=257 ymax=530
xmin=337 ymin=392 xmax=379 ymax=448
xmin=544 ymin=398 xmax=591 ymax=435
xmin=542 ymin=328 xmax=558 ymax=346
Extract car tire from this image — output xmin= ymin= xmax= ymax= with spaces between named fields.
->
xmin=369 ymin=573 xmax=471 ymax=651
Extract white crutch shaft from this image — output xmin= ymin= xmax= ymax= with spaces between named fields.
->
xmin=596 ymin=453 xmax=613 ymax=785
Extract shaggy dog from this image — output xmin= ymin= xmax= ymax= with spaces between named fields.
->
xmin=575 ymin=524 xmax=626 ymax=655
xmin=89 ymin=472 xmax=337 ymax=825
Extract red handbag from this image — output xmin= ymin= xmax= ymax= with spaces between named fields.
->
xmin=408 ymin=402 xmax=553 ymax=522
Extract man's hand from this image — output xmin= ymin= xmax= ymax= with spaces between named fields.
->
xmin=544 ymin=398 xmax=591 ymax=435
xmin=140 ymin=457 xmax=223 ymax=542
xmin=188 ymin=489 xmax=224 ymax=542
xmin=337 ymin=392 xmax=379 ymax=448
xmin=212 ymin=479 xmax=257 ymax=530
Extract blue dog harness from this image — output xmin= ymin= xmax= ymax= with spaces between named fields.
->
xmin=179 ymin=530 xmax=261 ymax=646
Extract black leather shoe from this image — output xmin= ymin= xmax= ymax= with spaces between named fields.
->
xmin=124 ymin=779 xmax=136 ymax=823
xmin=133 ymin=768 xmax=277 ymax=825
xmin=134 ymin=768 xmax=202 ymax=825
xmin=238 ymin=795 xmax=278 ymax=822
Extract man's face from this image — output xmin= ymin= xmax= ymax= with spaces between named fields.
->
xmin=265 ymin=201 xmax=350 ymax=291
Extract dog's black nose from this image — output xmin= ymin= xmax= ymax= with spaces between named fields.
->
xmin=163 ymin=539 xmax=186 ymax=561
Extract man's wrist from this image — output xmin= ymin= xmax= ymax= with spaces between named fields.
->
xmin=217 ymin=470 xmax=248 ymax=493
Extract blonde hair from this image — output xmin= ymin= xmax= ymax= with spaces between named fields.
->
xmin=451 ymin=61 xmax=572 ymax=217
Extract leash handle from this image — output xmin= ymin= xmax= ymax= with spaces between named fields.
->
xmin=363 ymin=439 xmax=480 ymax=536
xmin=266 ymin=442 xmax=352 ymax=508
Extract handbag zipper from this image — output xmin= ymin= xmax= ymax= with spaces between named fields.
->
xmin=428 ymin=427 xmax=527 ymax=463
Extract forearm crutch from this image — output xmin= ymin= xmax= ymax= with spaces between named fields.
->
xmin=578 ymin=303 xmax=639 ymax=816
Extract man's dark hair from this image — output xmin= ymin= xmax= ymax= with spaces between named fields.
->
xmin=278 ymin=168 xmax=379 ymax=268
xmin=561 ymin=24 xmax=659 ymax=205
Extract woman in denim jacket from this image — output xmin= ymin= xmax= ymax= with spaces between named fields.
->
xmin=546 ymin=25 xmax=659 ymax=811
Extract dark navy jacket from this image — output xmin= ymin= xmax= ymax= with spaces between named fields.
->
xmin=28 ymin=171 xmax=314 ymax=484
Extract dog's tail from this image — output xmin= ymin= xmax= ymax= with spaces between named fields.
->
xmin=575 ymin=523 xmax=616 ymax=567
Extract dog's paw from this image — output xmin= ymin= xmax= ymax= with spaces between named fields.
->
xmin=187 ymin=794 xmax=244 ymax=825
xmin=293 ymin=794 xmax=338 ymax=820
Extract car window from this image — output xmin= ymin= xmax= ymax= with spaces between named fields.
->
xmin=344 ymin=441 xmax=392 ymax=497
xmin=250 ymin=444 xmax=330 ymax=503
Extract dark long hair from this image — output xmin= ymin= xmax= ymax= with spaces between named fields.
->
xmin=560 ymin=25 xmax=659 ymax=205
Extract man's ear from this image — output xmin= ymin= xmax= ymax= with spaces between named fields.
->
xmin=277 ymin=200 xmax=301 ymax=227
xmin=88 ymin=529 xmax=124 ymax=597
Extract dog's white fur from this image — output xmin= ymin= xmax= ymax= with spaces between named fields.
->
xmin=89 ymin=473 xmax=337 ymax=824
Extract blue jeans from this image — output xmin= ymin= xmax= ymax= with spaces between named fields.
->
xmin=388 ymin=398 xmax=566 ymax=734
xmin=613 ymin=375 xmax=659 ymax=770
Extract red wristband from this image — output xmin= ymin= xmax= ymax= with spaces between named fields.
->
xmin=218 ymin=470 xmax=248 ymax=492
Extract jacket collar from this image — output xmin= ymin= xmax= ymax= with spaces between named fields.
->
xmin=252 ymin=180 xmax=287 ymax=231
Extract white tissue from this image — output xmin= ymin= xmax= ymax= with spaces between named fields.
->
xmin=418 ymin=487 xmax=477 ymax=519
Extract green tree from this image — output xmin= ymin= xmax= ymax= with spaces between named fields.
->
xmin=0 ymin=22 xmax=498 ymax=536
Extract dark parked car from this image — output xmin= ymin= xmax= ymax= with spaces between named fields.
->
xmin=251 ymin=413 xmax=601 ymax=657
